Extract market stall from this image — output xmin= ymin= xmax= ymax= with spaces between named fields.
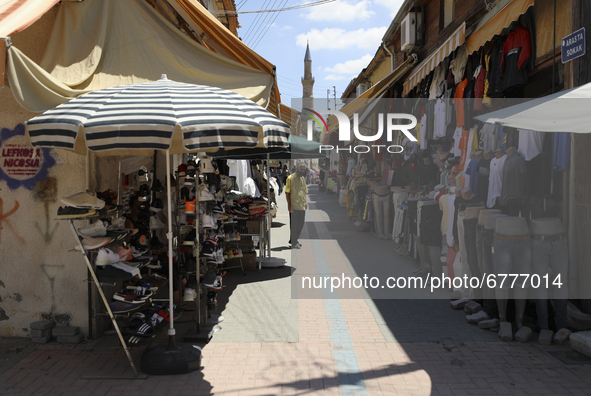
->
xmin=25 ymin=76 xmax=289 ymax=376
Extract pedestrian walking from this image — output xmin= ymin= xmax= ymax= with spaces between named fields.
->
xmin=285 ymin=163 xmax=308 ymax=249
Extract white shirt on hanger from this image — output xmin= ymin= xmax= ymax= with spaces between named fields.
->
xmin=517 ymin=129 xmax=544 ymax=161
xmin=487 ymin=154 xmax=507 ymax=208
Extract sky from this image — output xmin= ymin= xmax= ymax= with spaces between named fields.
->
xmin=234 ymin=0 xmax=405 ymax=110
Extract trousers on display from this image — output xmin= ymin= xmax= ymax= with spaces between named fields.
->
xmin=463 ymin=217 xmax=482 ymax=299
xmin=476 ymin=226 xmax=498 ymax=318
xmin=392 ymin=191 xmax=408 ymax=242
xmin=289 ymin=210 xmax=306 ymax=245
xmin=531 ymin=237 xmax=569 ymax=330
xmin=492 ymin=237 xmax=532 ymax=289
xmin=456 ymin=211 xmax=471 ymax=298
xmin=372 ymin=192 xmax=391 ymax=237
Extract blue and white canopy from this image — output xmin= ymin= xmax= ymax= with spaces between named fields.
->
xmin=26 ymin=76 xmax=290 ymax=155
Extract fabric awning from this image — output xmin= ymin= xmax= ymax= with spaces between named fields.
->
xmin=0 ymin=0 xmax=59 ymax=37
xmin=323 ymin=55 xmax=416 ymax=140
xmin=403 ymin=22 xmax=465 ymax=96
xmin=6 ymin=0 xmax=274 ymax=113
xmin=169 ymin=0 xmax=282 ymax=116
xmin=474 ymin=83 xmax=591 ymax=133
xmin=279 ymin=103 xmax=297 ymax=128
xmin=466 ymin=0 xmax=534 ymax=54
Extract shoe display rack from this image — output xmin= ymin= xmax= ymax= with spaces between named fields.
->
xmin=64 ymin=216 xmax=143 ymax=379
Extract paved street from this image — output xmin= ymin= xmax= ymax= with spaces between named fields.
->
xmin=1 ymin=185 xmax=591 ymax=395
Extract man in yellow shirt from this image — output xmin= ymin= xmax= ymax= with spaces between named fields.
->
xmin=285 ymin=163 xmax=308 ymax=249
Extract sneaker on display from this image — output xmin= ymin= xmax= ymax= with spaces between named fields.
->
xmin=233 ymin=249 xmax=243 ymax=258
xmin=199 ymin=156 xmax=215 ymax=174
xmin=183 ymin=288 xmax=197 ymax=302
xmin=178 ymin=163 xmax=187 ymax=178
xmin=74 ymin=236 xmax=111 ymax=251
xmin=107 ymin=217 xmax=126 ymax=231
xmin=184 ymin=198 xmax=196 ymax=214
xmin=61 ymin=191 xmax=105 ymax=209
xmin=224 ymin=250 xmax=233 ymax=259
xmin=137 ymin=184 xmax=151 ymax=203
xmin=138 ymin=167 xmax=150 ymax=183
xmin=78 ymin=220 xmax=107 ymax=237
xmin=151 ymin=179 xmax=165 ymax=193
xmin=198 ymin=184 xmax=216 ymax=202
xmin=200 ymin=243 xmax=215 ymax=257
xmin=228 ymin=232 xmax=236 ymax=241
xmin=201 ymin=214 xmax=216 ymax=229
xmin=149 ymin=215 xmax=165 ymax=230
xmin=150 ymin=198 xmax=164 ymax=212
xmin=96 ymin=248 xmax=123 ymax=266
xmin=115 ymin=245 xmax=132 ymax=261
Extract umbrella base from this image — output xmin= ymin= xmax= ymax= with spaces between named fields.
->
xmin=261 ymin=257 xmax=286 ymax=268
xmin=140 ymin=342 xmax=202 ymax=375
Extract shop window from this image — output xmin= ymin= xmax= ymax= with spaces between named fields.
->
xmin=441 ymin=0 xmax=454 ymax=29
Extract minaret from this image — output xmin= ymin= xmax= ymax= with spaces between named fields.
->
xmin=301 ymin=41 xmax=314 ymax=111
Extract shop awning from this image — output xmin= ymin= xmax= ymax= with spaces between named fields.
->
xmin=323 ymin=55 xmax=416 ymax=140
xmin=279 ymin=103 xmax=298 ymax=128
xmin=475 ymin=83 xmax=591 ymax=133
xmin=6 ymin=0 xmax=274 ymax=113
xmin=168 ymin=0 xmax=283 ymax=116
xmin=466 ymin=0 xmax=534 ymax=54
xmin=403 ymin=22 xmax=465 ymax=96
xmin=0 ymin=0 xmax=59 ymax=37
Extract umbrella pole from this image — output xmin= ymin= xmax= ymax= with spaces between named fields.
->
xmin=267 ymin=153 xmax=271 ymax=259
xmin=165 ymin=150 xmax=176 ymax=347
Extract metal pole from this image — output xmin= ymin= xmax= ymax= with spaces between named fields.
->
xmin=552 ymin=0 xmax=556 ymax=93
xmin=68 ymin=220 xmax=141 ymax=378
xmin=267 ymin=153 xmax=271 ymax=258
xmin=165 ymin=150 xmax=176 ymax=344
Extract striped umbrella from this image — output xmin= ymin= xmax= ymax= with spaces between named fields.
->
xmin=25 ymin=75 xmax=289 ymax=155
xmin=24 ymin=75 xmax=289 ymax=371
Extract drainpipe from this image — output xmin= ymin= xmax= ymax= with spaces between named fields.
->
xmin=382 ymin=42 xmax=394 ymax=72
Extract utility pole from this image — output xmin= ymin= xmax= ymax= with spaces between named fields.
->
xmin=333 ymin=86 xmax=337 ymax=110
xmin=327 ymin=89 xmax=330 ymax=110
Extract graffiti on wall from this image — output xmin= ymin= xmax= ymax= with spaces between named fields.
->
xmin=0 ymin=124 xmax=56 ymax=191
xmin=33 ymin=177 xmax=60 ymax=244
xmin=0 ymin=198 xmax=25 ymax=245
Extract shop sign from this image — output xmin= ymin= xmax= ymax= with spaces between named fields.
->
xmin=562 ymin=28 xmax=585 ymax=63
xmin=303 ymin=108 xmax=417 ymax=154
xmin=0 ymin=124 xmax=56 ymax=190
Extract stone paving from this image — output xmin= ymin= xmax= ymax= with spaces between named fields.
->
xmin=1 ymin=185 xmax=591 ymax=395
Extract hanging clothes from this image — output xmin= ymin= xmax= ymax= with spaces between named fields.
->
xmin=554 ymin=133 xmax=571 ymax=171
xmin=501 ymin=25 xmax=532 ymax=92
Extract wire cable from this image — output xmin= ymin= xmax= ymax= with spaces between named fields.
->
xmin=246 ymin=0 xmax=280 ymax=47
xmin=242 ymin=0 xmax=272 ymax=42
xmin=251 ymin=0 xmax=289 ymax=49
xmin=217 ymin=0 xmax=336 ymax=14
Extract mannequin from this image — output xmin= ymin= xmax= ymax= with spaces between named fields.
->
xmin=487 ymin=148 xmax=507 ymax=208
xmin=372 ymin=184 xmax=391 ymax=240
xmin=449 ymin=165 xmax=459 ymax=186
xmin=391 ymin=187 xmax=409 ymax=246
xmin=463 ymin=205 xmax=485 ymax=299
xmin=440 ymin=186 xmax=454 ymax=287
xmin=467 ymin=209 xmax=503 ymax=323
xmin=416 ymin=200 xmax=442 ymax=278
xmin=531 ymin=218 xmax=569 ymax=334
xmin=500 ymin=146 xmax=527 ymax=216
xmin=493 ymin=216 xmax=531 ymax=339
xmin=410 ymin=197 xmax=429 ymax=275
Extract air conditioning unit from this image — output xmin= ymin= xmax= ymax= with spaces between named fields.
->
xmin=401 ymin=12 xmax=422 ymax=52
xmin=356 ymin=83 xmax=369 ymax=97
